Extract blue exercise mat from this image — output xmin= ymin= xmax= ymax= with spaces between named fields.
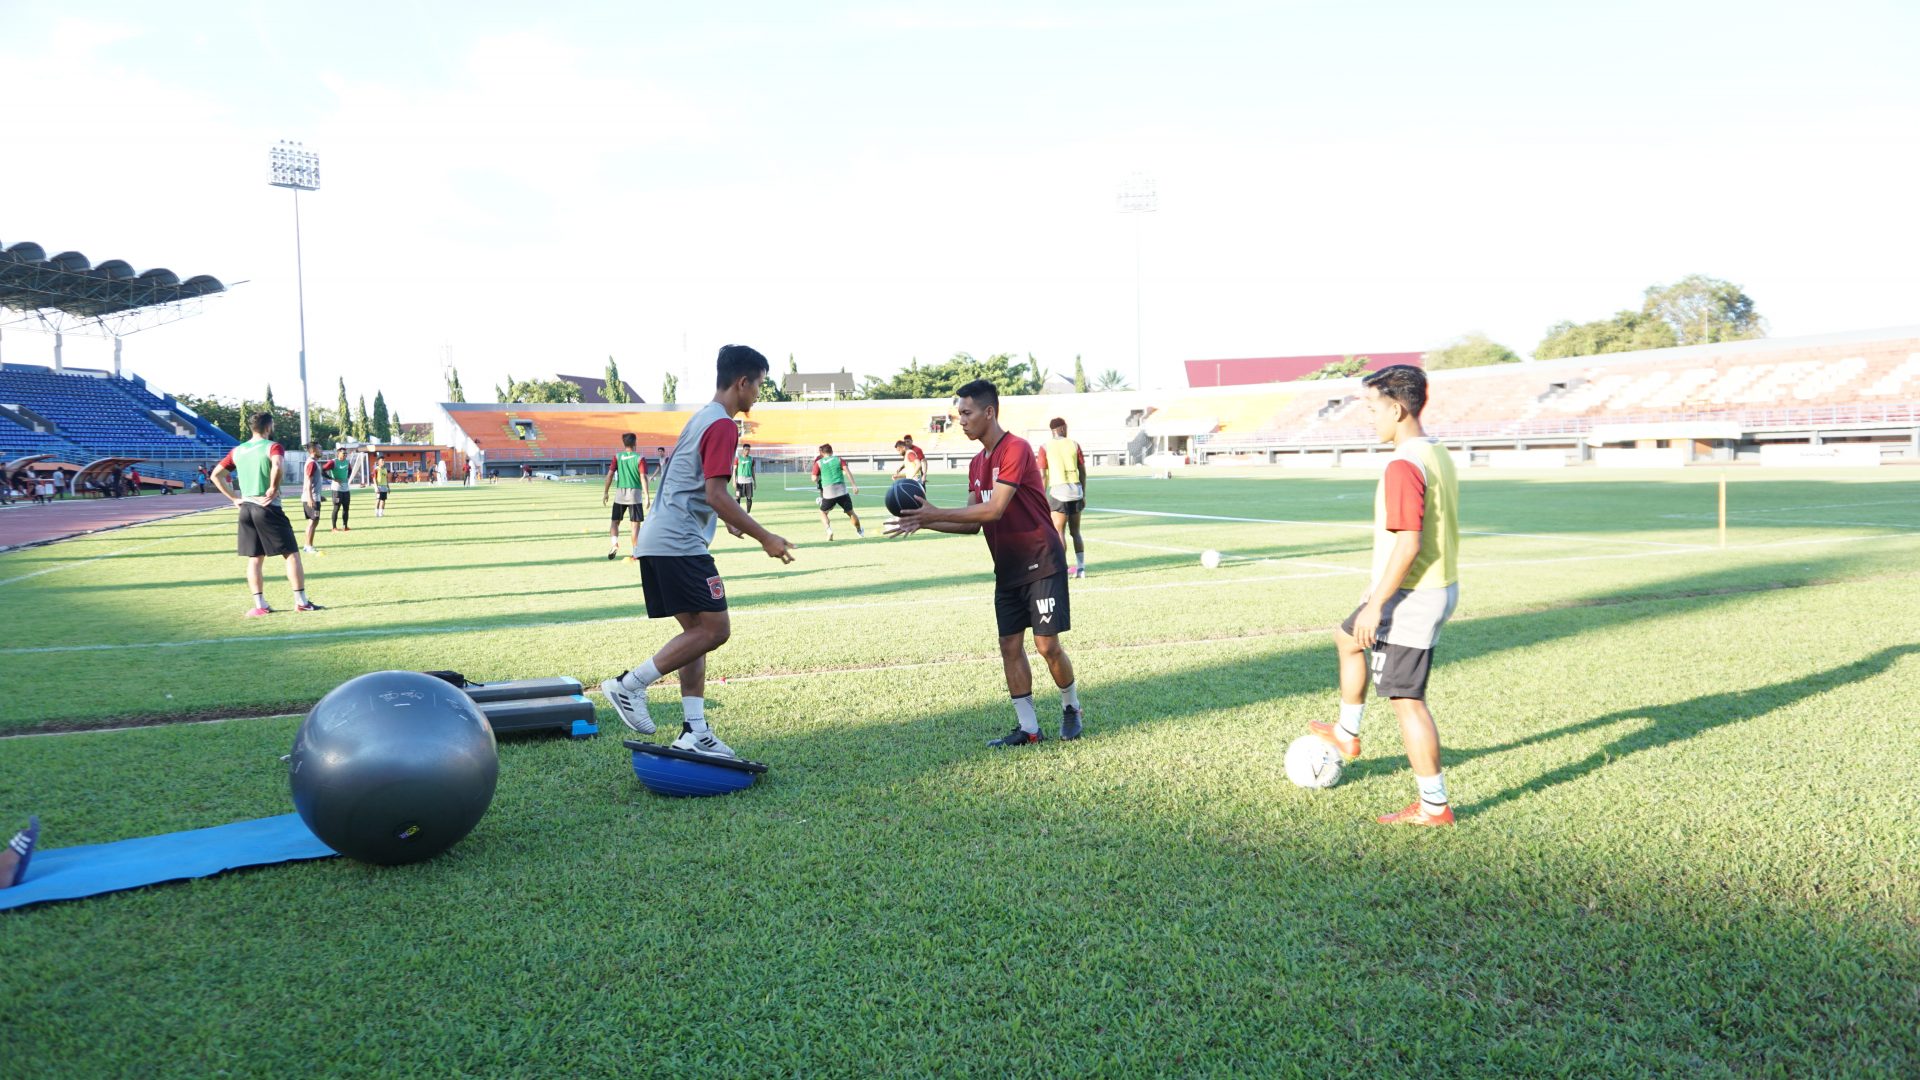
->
xmin=0 ymin=813 xmax=338 ymax=912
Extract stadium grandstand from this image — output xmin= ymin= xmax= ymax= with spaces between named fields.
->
xmin=433 ymin=326 xmax=1920 ymax=478
xmin=0 ymin=237 xmax=238 ymax=491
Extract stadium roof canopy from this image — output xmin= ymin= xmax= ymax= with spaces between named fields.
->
xmin=1184 ymin=351 xmax=1424 ymax=387
xmin=0 ymin=238 xmax=226 ymax=333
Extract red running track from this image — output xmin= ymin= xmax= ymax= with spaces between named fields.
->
xmin=0 ymin=495 xmax=233 ymax=551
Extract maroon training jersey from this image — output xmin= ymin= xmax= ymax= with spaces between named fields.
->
xmin=968 ymin=432 xmax=1065 ymax=587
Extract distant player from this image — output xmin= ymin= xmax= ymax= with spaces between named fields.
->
xmin=373 ymin=456 xmax=391 ymax=517
xmin=811 ymin=443 xmax=864 ymax=540
xmin=893 ymin=434 xmax=927 ymax=482
xmin=324 ymin=451 xmax=353 ymax=531
xmin=1036 ymin=417 xmax=1088 ymax=579
xmin=299 ymin=442 xmax=323 ymax=553
xmin=733 ymin=442 xmax=756 ymax=512
xmin=1307 ymin=365 xmax=1460 ymax=826
xmin=889 ymin=379 xmax=1083 ymax=746
xmin=602 ymin=432 xmax=653 ymax=561
xmin=600 ymin=345 xmax=796 ymax=758
xmin=210 ymin=411 xmax=322 ymax=616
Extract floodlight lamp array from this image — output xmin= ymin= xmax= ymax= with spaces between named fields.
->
xmin=1117 ymin=173 xmax=1158 ymax=214
xmin=269 ymin=141 xmax=321 ymax=191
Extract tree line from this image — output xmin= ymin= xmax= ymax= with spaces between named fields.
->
xmin=176 ymin=378 xmax=408 ymax=447
xmin=1426 ymin=274 xmax=1764 ymax=372
xmin=422 ymin=273 xmax=1763 ymax=413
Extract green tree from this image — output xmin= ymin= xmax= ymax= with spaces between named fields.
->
xmin=264 ymin=385 xmax=276 ymax=414
xmin=662 ymin=372 xmax=678 ymax=404
xmin=371 ymin=391 xmax=391 ymax=441
xmin=1026 ymin=353 xmax=1049 ymax=394
xmin=861 ymin=352 xmax=1048 ymax=400
xmin=335 ymin=378 xmax=351 ymax=438
xmin=1094 ymin=369 xmax=1130 ymax=392
xmin=175 ymin=394 xmax=244 ymax=439
xmin=1535 ymin=310 xmax=1677 ymax=360
xmin=354 ymin=395 xmax=370 ymax=440
xmin=1535 ymin=274 xmax=1763 ymax=359
xmin=603 ymin=356 xmax=629 ymax=403
xmin=1643 ymin=274 xmax=1764 ymax=345
xmin=390 ymin=411 xmax=404 ymax=443
xmin=495 ymin=375 xmax=509 ymax=404
xmin=1299 ymin=356 xmax=1371 ymax=381
xmin=445 ymin=367 xmax=466 ymax=403
xmin=1073 ymin=354 xmax=1088 ymax=393
xmin=1426 ymin=334 xmax=1521 ymax=371
xmin=499 ymin=377 xmax=585 ymax=404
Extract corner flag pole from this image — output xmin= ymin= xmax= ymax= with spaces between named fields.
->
xmin=1718 ymin=473 xmax=1727 ymax=548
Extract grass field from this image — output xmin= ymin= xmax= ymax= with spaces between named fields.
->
xmin=3 ymin=467 xmax=1918 ymax=1076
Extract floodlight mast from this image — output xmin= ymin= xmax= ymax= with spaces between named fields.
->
xmin=269 ymin=140 xmax=321 ymax=447
xmin=1116 ymin=173 xmax=1157 ymax=393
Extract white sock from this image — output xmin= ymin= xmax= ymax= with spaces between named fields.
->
xmin=1061 ymin=681 xmax=1080 ymax=710
xmin=621 ymin=659 xmax=663 ymax=692
xmin=1416 ymin=771 xmax=1449 ymax=810
xmin=293 ymin=590 xmax=309 ymax=605
xmin=682 ymin=696 xmax=707 ymax=731
xmin=251 ymin=592 xmax=266 ymax=609
xmin=1012 ymin=694 xmax=1039 ymax=734
xmin=1338 ymin=703 xmax=1365 ymax=739
xmin=610 ymin=536 xmax=618 ymax=550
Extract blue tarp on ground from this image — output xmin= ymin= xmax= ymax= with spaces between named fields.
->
xmin=1 ymin=813 xmax=337 ymax=912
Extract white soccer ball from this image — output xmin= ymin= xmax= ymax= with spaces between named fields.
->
xmin=1200 ymin=549 xmax=1222 ymax=569
xmin=1284 ymin=735 xmax=1345 ymax=789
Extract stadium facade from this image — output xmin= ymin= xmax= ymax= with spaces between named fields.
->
xmin=435 ymin=327 xmax=1920 ymax=477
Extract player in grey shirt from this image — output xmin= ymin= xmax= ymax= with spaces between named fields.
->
xmin=601 ymin=345 xmax=796 ymax=758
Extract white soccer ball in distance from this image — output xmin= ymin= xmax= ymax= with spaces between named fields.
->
xmin=1284 ymin=735 xmax=1345 ymax=789
xmin=1200 ymin=549 xmax=1222 ymax=569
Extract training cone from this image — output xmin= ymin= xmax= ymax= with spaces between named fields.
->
xmin=626 ymin=740 xmax=766 ymax=797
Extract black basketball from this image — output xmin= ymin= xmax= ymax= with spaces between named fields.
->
xmin=885 ymin=478 xmax=927 ymax=517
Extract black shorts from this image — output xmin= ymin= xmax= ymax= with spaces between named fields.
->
xmin=376 ymin=487 xmax=390 ymax=499
xmin=612 ymin=501 xmax=644 ymax=524
xmin=639 ymin=554 xmax=727 ymax=618
xmin=1047 ymin=496 xmax=1085 ymax=515
xmin=735 ymin=481 xmax=754 ymax=499
xmin=238 ymin=502 xmax=298 ymax=558
xmin=819 ymin=493 xmax=854 ymax=514
xmin=995 ymin=569 xmax=1071 ymax=638
xmin=1340 ymin=612 xmax=1436 ymax=700
xmin=302 ymin=500 xmax=320 ymax=522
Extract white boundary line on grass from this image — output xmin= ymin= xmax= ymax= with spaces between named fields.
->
xmin=6 ymin=528 xmax=1915 ymax=658
xmin=1086 ymin=506 xmax=1714 ymax=550
xmin=1086 ymin=536 xmax=1365 ymax=575
xmin=0 ymin=526 xmax=227 ymax=587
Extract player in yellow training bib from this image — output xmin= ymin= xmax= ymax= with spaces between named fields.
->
xmin=1036 ymin=417 xmax=1089 ymax=578
xmin=1305 ymin=364 xmax=1460 ymax=826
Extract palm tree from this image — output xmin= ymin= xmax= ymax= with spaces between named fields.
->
xmin=1095 ymin=369 xmax=1130 ymax=392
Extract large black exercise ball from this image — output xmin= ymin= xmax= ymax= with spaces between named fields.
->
xmin=289 ymin=670 xmax=498 ymax=865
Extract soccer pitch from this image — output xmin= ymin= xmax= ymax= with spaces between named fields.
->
xmin=3 ymin=468 xmax=1917 ymax=1075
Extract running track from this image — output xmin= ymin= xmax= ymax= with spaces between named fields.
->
xmin=0 ymin=495 xmax=228 ymax=551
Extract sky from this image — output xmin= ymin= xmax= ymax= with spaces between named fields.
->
xmin=1 ymin=0 xmax=1916 ymax=420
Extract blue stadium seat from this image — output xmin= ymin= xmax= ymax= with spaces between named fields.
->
xmin=0 ymin=364 xmax=238 ymax=466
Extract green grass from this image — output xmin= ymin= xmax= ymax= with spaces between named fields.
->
xmin=2 ymin=468 xmax=1918 ymax=1076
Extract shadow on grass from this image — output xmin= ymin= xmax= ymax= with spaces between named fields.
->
xmin=1452 ymin=643 xmax=1920 ymax=816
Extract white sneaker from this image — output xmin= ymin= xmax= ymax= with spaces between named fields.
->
xmin=600 ymin=674 xmax=656 ymax=734
xmin=302 ymin=545 xmax=315 ymax=554
xmin=672 ymin=725 xmax=735 ymax=758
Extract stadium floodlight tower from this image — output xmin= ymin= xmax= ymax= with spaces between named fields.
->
xmin=1116 ymin=172 xmax=1157 ymax=392
xmin=268 ymin=140 xmax=321 ymax=447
